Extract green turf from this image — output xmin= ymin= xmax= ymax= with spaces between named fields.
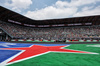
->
xmin=8 ymin=44 xmax=100 ymax=66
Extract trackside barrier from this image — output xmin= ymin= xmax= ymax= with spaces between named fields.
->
xmin=11 ymin=39 xmax=18 ymax=41
xmin=79 ymin=40 xmax=84 ymax=42
xmin=86 ymin=40 xmax=91 ymax=42
xmin=34 ymin=40 xmax=40 ymax=42
xmin=50 ymin=40 xmax=55 ymax=42
xmin=18 ymin=39 xmax=25 ymax=41
xmin=43 ymin=40 xmax=49 ymax=42
xmin=11 ymin=39 xmax=16 ymax=41
xmin=66 ymin=40 xmax=79 ymax=42
xmin=11 ymin=39 xmax=100 ymax=42
xmin=66 ymin=40 xmax=69 ymax=42
xmin=93 ymin=40 xmax=97 ymax=42
xmin=26 ymin=39 xmax=33 ymax=41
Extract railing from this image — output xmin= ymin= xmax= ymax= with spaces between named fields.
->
xmin=0 ymin=27 xmax=13 ymax=38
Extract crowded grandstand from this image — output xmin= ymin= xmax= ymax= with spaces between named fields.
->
xmin=0 ymin=6 xmax=100 ymax=42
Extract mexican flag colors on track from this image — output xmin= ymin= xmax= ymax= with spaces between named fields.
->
xmin=0 ymin=42 xmax=100 ymax=66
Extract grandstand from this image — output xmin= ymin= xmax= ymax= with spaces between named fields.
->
xmin=0 ymin=6 xmax=100 ymax=42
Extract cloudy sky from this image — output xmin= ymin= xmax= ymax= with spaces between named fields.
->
xmin=0 ymin=0 xmax=100 ymax=20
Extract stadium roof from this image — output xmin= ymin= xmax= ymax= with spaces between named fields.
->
xmin=0 ymin=6 xmax=100 ymax=25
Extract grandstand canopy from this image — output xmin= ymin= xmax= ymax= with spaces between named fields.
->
xmin=0 ymin=6 xmax=100 ymax=25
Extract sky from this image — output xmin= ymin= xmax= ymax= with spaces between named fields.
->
xmin=0 ymin=0 xmax=100 ymax=20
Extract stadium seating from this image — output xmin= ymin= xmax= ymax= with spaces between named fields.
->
xmin=0 ymin=21 xmax=100 ymax=40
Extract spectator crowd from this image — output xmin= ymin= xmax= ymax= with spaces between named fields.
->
xmin=0 ymin=21 xmax=100 ymax=40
